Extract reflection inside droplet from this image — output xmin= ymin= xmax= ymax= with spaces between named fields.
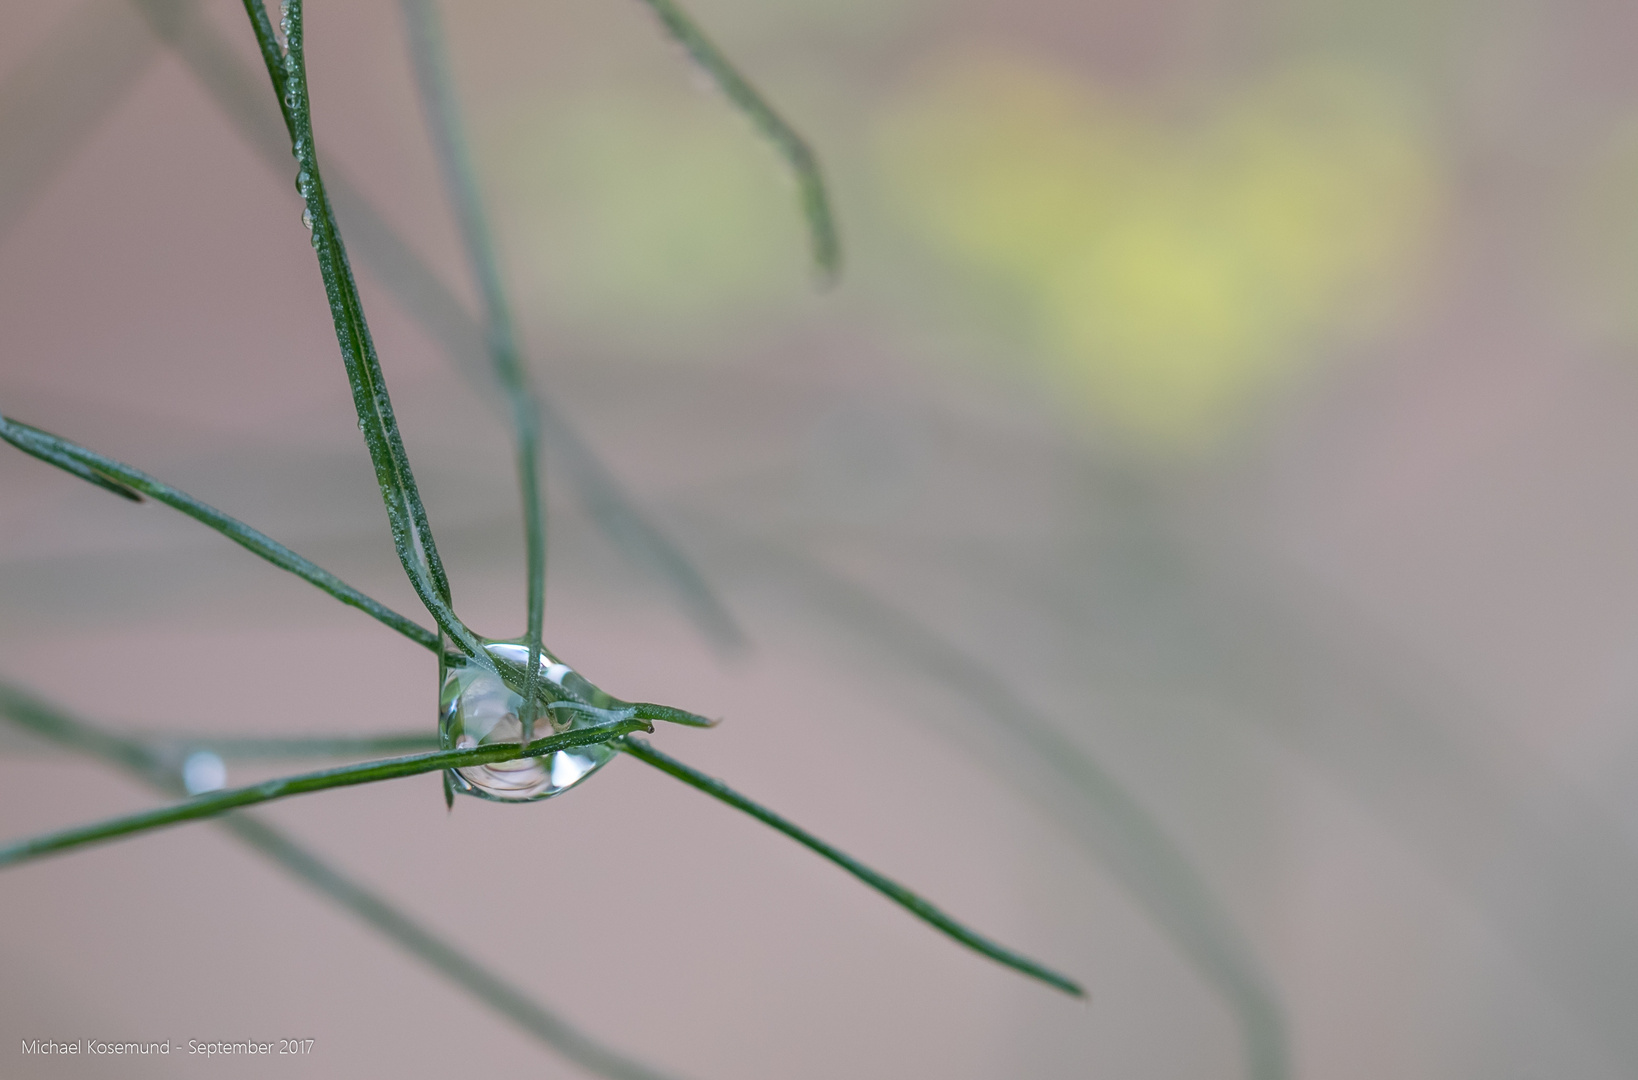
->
xmin=439 ymin=639 xmax=618 ymax=802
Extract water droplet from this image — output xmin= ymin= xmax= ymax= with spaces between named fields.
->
xmin=182 ymin=750 xmax=227 ymax=795
xmin=295 ymin=169 xmax=311 ymax=196
xmin=440 ymin=638 xmax=616 ymax=802
xmin=301 ymin=207 xmax=313 ymax=231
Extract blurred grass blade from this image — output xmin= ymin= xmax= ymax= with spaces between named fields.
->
xmin=0 ymin=0 xmax=157 ymax=244
xmin=240 ymin=0 xmax=488 ymax=673
xmin=221 ymin=815 xmax=685 ymax=1080
xmin=401 ymin=0 xmax=546 ymax=739
xmin=127 ymin=0 xmax=742 ymax=652
xmin=700 ymin=530 xmax=1287 ymax=1078
xmin=148 ymin=732 xmax=441 ymax=760
xmin=617 ymin=736 xmax=1085 ymax=998
xmin=0 ymin=683 xmax=683 ymax=1080
xmin=0 ymin=413 xmax=439 ymax=651
xmin=633 ymin=0 xmax=840 ymax=283
xmin=0 ymin=718 xmax=650 ymax=869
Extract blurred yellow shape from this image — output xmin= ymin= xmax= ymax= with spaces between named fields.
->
xmin=878 ymin=53 xmax=1440 ymax=450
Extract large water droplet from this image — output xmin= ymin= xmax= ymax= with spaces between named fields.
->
xmin=440 ymin=638 xmax=617 ymax=802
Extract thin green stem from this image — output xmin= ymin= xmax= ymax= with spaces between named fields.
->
xmin=0 ymin=416 xmax=705 ymax=728
xmin=220 ymin=814 xmax=684 ymax=1080
xmin=616 ymin=736 xmax=1085 ymax=998
xmin=401 ymin=0 xmax=546 ymax=740
xmin=0 ymin=683 xmax=682 ymax=1080
xmin=0 ymin=413 xmax=439 ymax=651
xmin=633 ymin=0 xmax=840 ymax=283
xmin=148 ymin=733 xmax=441 ymax=760
xmin=126 ymin=0 xmax=744 ymax=651
xmin=0 ymin=718 xmax=650 ymax=870
xmin=241 ymin=0 xmax=487 ymax=674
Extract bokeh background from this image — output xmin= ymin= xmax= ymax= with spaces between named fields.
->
xmin=4 ymin=0 xmax=1638 ymax=1076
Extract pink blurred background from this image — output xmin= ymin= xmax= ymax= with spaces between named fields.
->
xmin=5 ymin=0 xmax=1638 ymax=1077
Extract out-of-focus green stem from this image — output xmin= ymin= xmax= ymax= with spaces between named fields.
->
xmin=0 ymin=682 xmax=684 ymax=1080
xmin=618 ymin=736 xmax=1085 ymax=998
xmin=632 ymin=0 xmax=840 ymax=282
xmin=0 ymin=414 xmax=439 ymax=651
xmin=0 ymin=719 xmax=649 ymax=869
xmin=401 ymin=0 xmax=546 ymax=740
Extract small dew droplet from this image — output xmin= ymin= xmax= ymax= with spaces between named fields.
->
xmin=301 ymin=207 xmax=313 ymax=231
xmin=182 ymin=751 xmax=227 ymax=795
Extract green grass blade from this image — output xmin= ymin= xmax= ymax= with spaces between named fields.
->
xmin=632 ymin=0 xmax=840 ymax=283
xmin=240 ymin=0 xmax=486 ymax=672
xmin=0 ymin=717 xmax=650 ymax=869
xmin=129 ymin=0 xmax=743 ymax=652
xmin=220 ymin=814 xmax=686 ymax=1080
xmin=0 ymin=413 xmax=439 ymax=651
xmin=616 ymin=736 xmax=1085 ymax=998
xmin=401 ymin=0 xmax=547 ymax=740
xmin=0 ymin=683 xmax=684 ymax=1080
xmin=679 ymin=527 xmax=1286 ymax=1077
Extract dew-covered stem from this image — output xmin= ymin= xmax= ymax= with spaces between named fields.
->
xmin=0 ymin=718 xmax=651 ymax=870
xmin=240 ymin=0 xmax=488 ymax=674
xmin=633 ymin=0 xmax=840 ymax=282
xmin=401 ymin=0 xmax=547 ymax=741
xmin=0 ymin=414 xmax=440 ymax=651
xmin=126 ymin=0 xmax=742 ymax=652
xmin=616 ymin=737 xmax=1086 ymax=997
xmin=0 ymin=683 xmax=683 ymax=1080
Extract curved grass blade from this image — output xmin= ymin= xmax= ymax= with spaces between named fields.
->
xmin=0 ymin=0 xmax=157 ymax=245
xmin=0 ymin=415 xmax=717 ymax=731
xmin=686 ymin=526 xmax=1287 ymax=1077
xmin=240 ymin=0 xmax=487 ymax=673
xmin=0 ymin=683 xmax=684 ymax=1080
xmin=0 ymin=413 xmax=439 ymax=651
xmin=633 ymin=0 xmax=840 ymax=283
xmin=0 ymin=717 xmax=651 ymax=869
xmin=401 ymin=0 xmax=546 ymax=740
xmin=221 ymin=814 xmax=685 ymax=1080
xmin=128 ymin=0 xmax=743 ymax=652
xmin=616 ymin=736 xmax=1085 ymax=998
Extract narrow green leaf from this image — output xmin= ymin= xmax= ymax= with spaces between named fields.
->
xmin=616 ymin=736 xmax=1085 ymax=997
xmin=401 ymin=0 xmax=547 ymax=741
xmin=0 ymin=718 xmax=650 ymax=869
xmin=0 ymin=413 xmax=438 ymax=651
xmin=240 ymin=0 xmax=487 ymax=674
xmin=633 ymin=0 xmax=841 ymax=283
xmin=219 ymin=814 xmax=685 ymax=1080
xmin=0 ymin=683 xmax=684 ymax=1080
xmin=129 ymin=0 xmax=744 ymax=652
